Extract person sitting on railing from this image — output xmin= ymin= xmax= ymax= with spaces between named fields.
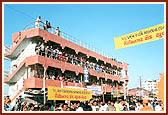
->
xmin=55 ymin=27 xmax=60 ymax=36
xmin=43 ymin=21 xmax=48 ymax=31
xmin=35 ymin=16 xmax=42 ymax=28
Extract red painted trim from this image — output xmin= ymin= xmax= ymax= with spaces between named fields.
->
xmin=6 ymin=28 xmax=128 ymax=71
xmin=24 ymin=77 xmax=122 ymax=93
xmin=11 ymin=87 xmax=25 ymax=103
xmin=5 ymin=55 xmax=121 ymax=83
xmin=4 ymin=28 xmax=39 ymax=57
xmin=4 ymin=61 xmax=25 ymax=83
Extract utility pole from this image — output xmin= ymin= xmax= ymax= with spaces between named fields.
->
xmin=139 ymin=76 xmax=142 ymax=100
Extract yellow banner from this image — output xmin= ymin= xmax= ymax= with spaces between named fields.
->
xmin=48 ymin=86 xmax=92 ymax=101
xmin=114 ymin=24 xmax=164 ymax=49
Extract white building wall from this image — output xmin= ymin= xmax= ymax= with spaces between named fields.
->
xmin=15 ymin=42 xmax=36 ymax=67
xmin=8 ymin=42 xmax=37 ymax=100
xmin=142 ymin=79 xmax=159 ymax=95
xmin=9 ymin=42 xmax=36 ymax=75
xmin=8 ymin=76 xmax=24 ymax=99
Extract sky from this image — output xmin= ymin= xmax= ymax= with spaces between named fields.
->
xmin=3 ymin=3 xmax=165 ymax=89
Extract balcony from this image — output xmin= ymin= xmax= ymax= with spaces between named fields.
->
xmin=25 ymin=55 xmax=120 ymax=81
xmin=5 ymin=27 xmax=128 ymax=70
xmin=24 ymin=77 xmax=123 ymax=93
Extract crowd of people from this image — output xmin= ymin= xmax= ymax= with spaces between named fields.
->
xmin=4 ymin=96 xmax=163 ymax=112
xmin=34 ymin=16 xmax=121 ymax=77
xmin=35 ymin=42 xmax=121 ymax=77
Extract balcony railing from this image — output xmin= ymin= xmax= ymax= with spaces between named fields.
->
xmin=5 ymin=21 xmax=124 ymax=63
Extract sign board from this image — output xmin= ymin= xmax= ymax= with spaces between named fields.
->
xmin=64 ymin=86 xmax=87 ymax=90
xmin=84 ymin=66 xmax=89 ymax=82
xmin=48 ymin=87 xmax=92 ymax=101
xmin=86 ymin=86 xmax=103 ymax=96
xmin=114 ymin=24 xmax=164 ymax=49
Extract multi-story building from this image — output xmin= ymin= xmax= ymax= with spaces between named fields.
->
xmin=142 ymin=78 xmax=160 ymax=95
xmin=4 ymin=21 xmax=129 ymax=104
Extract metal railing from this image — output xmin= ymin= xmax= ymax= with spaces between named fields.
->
xmin=5 ymin=21 xmax=123 ymax=63
xmin=4 ymin=45 xmax=11 ymax=54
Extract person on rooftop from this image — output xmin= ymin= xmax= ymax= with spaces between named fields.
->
xmin=47 ymin=22 xmax=53 ymax=32
xmin=35 ymin=16 xmax=42 ymax=28
xmin=55 ymin=27 xmax=60 ymax=36
xmin=43 ymin=21 xmax=48 ymax=31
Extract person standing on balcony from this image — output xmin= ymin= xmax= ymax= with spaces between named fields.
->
xmin=40 ymin=43 xmax=45 ymax=56
xmin=35 ymin=42 xmax=41 ymax=55
xmin=45 ymin=46 xmax=49 ymax=57
xmin=35 ymin=16 xmax=42 ymax=28
xmin=50 ymin=46 xmax=54 ymax=59
xmin=54 ymin=48 xmax=59 ymax=60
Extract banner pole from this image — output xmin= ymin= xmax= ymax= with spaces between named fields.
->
xmin=81 ymin=74 xmax=83 ymax=88
xmin=101 ymin=79 xmax=104 ymax=103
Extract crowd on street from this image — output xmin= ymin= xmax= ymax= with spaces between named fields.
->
xmin=4 ymin=95 xmax=164 ymax=112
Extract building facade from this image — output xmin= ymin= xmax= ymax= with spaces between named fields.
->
xmin=142 ymin=79 xmax=160 ymax=96
xmin=4 ymin=22 xmax=129 ymax=104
